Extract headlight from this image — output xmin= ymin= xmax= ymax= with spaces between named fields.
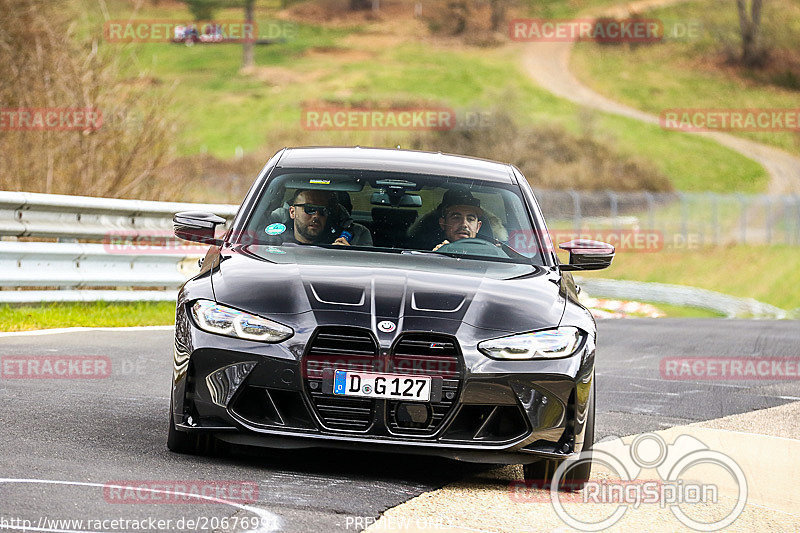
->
xmin=190 ymin=299 xmax=293 ymax=343
xmin=478 ymin=327 xmax=583 ymax=360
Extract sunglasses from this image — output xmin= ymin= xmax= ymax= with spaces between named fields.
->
xmin=293 ymin=203 xmax=330 ymax=216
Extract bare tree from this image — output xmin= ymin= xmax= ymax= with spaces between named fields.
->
xmin=0 ymin=0 xmax=176 ymax=199
xmin=350 ymin=0 xmax=371 ymax=10
xmin=490 ymin=0 xmax=507 ymax=32
xmin=184 ymin=0 xmax=222 ymax=20
xmin=242 ymin=0 xmax=255 ymax=69
xmin=736 ymin=0 xmax=763 ymax=66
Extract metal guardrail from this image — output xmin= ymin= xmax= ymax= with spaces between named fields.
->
xmin=0 ymin=190 xmax=795 ymax=314
xmin=0 ymin=241 xmax=193 ymax=286
xmin=0 ymin=191 xmax=237 ymax=239
xmin=575 ymin=277 xmax=790 ymax=319
xmin=0 ymin=191 xmax=237 ymax=302
xmin=534 ymin=189 xmax=800 ymax=246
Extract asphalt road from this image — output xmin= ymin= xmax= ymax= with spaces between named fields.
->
xmin=1 ymin=319 xmax=798 ymax=532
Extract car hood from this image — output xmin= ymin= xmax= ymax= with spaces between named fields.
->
xmin=210 ymin=245 xmax=566 ymax=333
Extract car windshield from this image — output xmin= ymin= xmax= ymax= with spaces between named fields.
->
xmin=238 ymin=169 xmax=544 ymax=265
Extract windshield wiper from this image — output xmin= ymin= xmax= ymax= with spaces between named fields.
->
xmin=400 ymin=249 xmax=448 ymax=257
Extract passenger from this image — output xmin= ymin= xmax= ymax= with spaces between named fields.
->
xmin=433 ymin=189 xmax=483 ymax=251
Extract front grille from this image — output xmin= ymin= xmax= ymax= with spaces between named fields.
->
xmin=303 ymin=327 xmax=378 ymax=431
xmin=387 ymin=334 xmax=462 ymax=436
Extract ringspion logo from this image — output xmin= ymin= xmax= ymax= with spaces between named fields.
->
xmin=511 ymin=433 xmax=747 ymax=531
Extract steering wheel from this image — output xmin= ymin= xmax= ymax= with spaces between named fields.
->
xmin=435 ymin=236 xmax=531 ymax=261
xmin=434 ymin=237 xmax=508 ymax=258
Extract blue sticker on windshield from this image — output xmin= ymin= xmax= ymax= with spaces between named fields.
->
xmin=265 ymin=223 xmax=286 ymax=236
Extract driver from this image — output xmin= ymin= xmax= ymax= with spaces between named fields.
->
xmin=289 ymin=189 xmax=350 ymax=245
xmin=433 ymin=189 xmax=483 ymax=251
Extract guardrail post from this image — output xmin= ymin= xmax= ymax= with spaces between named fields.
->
xmin=644 ymin=191 xmax=655 ymax=234
xmin=679 ymin=192 xmax=688 ymax=243
xmin=795 ymin=195 xmax=800 ymax=246
xmin=764 ymin=195 xmax=773 ymax=245
xmin=710 ymin=192 xmax=719 ymax=246
xmin=783 ymin=197 xmax=791 ymax=245
xmin=737 ymin=194 xmax=747 ymax=245
xmin=607 ymin=190 xmax=618 ymax=230
xmin=568 ymin=190 xmax=582 ymax=231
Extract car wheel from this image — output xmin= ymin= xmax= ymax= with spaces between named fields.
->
xmin=166 ymin=401 xmax=215 ymax=455
xmin=523 ymin=382 xmax=595 ymax=491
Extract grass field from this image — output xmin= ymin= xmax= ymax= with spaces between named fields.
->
xmin=86 ymin=0 xmax=768 ymax=194
xmin=578 ymin=245 xmax=800 ymax=311
xmin=571 ymin=0 xmax=800 ymax=156
xmin=0 ymin=302 xmax=175 ymax=332
xmin=644 ymin=302 xmax=725 ymax=318
xmin=0 ymin=295 xmax=722 ymax=332
xmin=522 ymin=0 xmax=629 ymax=18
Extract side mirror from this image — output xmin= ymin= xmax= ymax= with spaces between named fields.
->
xmin=558 ymin=239 xmax=615 ymax=271
xmin=173 ymin=211 xmax=226 ymax=245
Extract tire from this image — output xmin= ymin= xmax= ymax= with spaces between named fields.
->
xmin=523 ymin=382 xmax=595 ymax=491
xmin=166 ymin=400 xmax=213 ymax=455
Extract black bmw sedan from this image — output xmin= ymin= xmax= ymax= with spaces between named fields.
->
xmin=169 ymin=147 xmax=614 ymax=488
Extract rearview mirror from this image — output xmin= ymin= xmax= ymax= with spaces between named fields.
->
xmin=370 ymin=192 xmax=422 ymax=207
xmin=173 ymin=211 xmax=226 ymax=245
xmin=558 ymin=239 xmax=615 ymax=271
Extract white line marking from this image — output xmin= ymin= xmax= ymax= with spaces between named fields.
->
xmin=687 ymin=424 xmax=800 ymax=444
xmin=0 ymin=326 xmax=174 ymax=338
xmin=0 ymin=478 xmax=282 ymax=533
xmin=606 ymin=390 xmax=680 ymax=396
xmin=596 ymin=372 xmax=749 ymax=389
xmin=740 ymin=498 xmax=800 ymax=518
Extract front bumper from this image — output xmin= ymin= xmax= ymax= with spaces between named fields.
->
xmin=172 ymin=306 xmax=595 ymax=465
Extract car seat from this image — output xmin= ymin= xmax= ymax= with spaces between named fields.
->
xmin=371 ymin=208 xmax=418 ymax=249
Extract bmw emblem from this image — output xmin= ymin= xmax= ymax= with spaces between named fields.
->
xmin=377 ymin=320 xmax=396 ymax=333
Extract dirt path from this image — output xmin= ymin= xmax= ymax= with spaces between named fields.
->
xmin=519 ymin=0 xmax=800 ymax=194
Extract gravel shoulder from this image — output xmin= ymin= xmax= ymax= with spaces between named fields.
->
xmin=366 ymin=402 xmax=800 ymax=532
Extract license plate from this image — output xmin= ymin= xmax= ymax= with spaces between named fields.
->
xmin=333 ymin=370 xmax=431 ymax=402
